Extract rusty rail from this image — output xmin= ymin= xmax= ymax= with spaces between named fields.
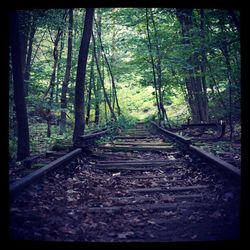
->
xmin=10 ymin=148 xmax=82 ymax=196
xmin=181 ymin=122 xmax=226 ymax=139
xmin=10 ymin=129 xmax=111 ymax=196
xmin=151 ymin=121 xmax=240 ymax=178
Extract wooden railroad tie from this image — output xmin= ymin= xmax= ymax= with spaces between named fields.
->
xmin=86 ymin=201 xmax=210 ymax=213
xmin=98 ymin=145 xmax=174 ymax=151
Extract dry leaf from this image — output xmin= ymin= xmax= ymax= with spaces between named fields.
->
xmin=210 ymin=210 xmax=221 ymax=218
xmin=117 ymin=231 xmax=134 ymax=239
xmin=191 ymin=234 xmax=197 ymax=240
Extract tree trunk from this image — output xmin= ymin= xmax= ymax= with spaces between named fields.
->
xmin=59 ymin=9 xmax=73 ymax=135
xmin=218 ymin=16 xmax=234 ymax=140
xmin=55 ymin=33 xmax=65 ymax=104
xmin=86 ymin=48 xmax=94 ymax=125
xmin=92 ymin=31 xmax=117 ymax=122
xmin=199 ymin=9 xmax=209 ymax=121
xmin=150 ymin=9 xmax=171 ymax=128
xmin=47 ymin=30 xmax=63 ymax=137
xmin=73 ymin=8 xmax=95 ymax=144
xmin=24 ymin=15 xmax=37 ymax=97
xmin=95 ymin=19 xmax=121 ymax=116
xmin=145 ymin=8 xmax=162 ymax=123
xmin=93 ymin=77 xmax=100 ymax=125
xmin=10 ymin=11 xmax=30 ymax=161
xmin=176 ymin=8 xmax=209 ymax=123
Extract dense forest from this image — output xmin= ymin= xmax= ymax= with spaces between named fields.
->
xmin=9 ymin=8 xmax=240 ymax=163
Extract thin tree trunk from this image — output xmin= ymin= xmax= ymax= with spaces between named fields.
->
xmin=150 ymin=9 xmax=171 ymax=128
xmin=24 ymin=15 xmax=37 ymax=97
xmin=56 ymin=33 xmax=64 ymax=104
xmin=86 ymin=48 xmax=94 ymax=125
xmin=199 ymin=9 xmax=209 ymax=121
xmin=219 ymin=16 xmax=234 ymax=140
xmin=47 ymin=30 xmax=63 ymax=137
xmin=19 ymin=21 xmax=28 ymax=80
xmin=59 ymin=9 xmax=73 ymax=135
xmin=92 ymin=31 xmax=117 ymax=122
xmin=30 ymin=30 xmax=46 ymax=66
xmin=95 ymin=19 xmax=121 ymax=116
xmin=10 ymin=11 xmax=30 ymax=161
xmin=73 ymin=8 xmax=95 ymax=144
xmin=145 ymin=8 xmax=162 ymax=123
xmin=93 ymin=74 xmax=100 ymax=125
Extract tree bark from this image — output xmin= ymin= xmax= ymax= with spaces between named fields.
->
xmin=10 ymin=11 xmax=30 ymax=161
xmin=176 ymin=8 xmax=209 ymax=123
xmin=59 ymin=9 xmax=73 ymax=135
xmin=73 ymin=8 xmax=95 ymax=144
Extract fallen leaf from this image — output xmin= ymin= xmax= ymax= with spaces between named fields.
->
xmin=117 ymin=231 xmax=134 ymax=239
xmin=191 ymin=234 xmax=197 ymax=240
xmin=210 ymin=210 xmax=221 ymax=218
xmin=55 ymin=196 xmax=64 ymax=201
xmin=112 ymin=172 xmax=121 ymax=177
xmin=59 ymin=226 xmax=77 ymax=235
xmin=66 ymin=189 xmax=79 ymax=194
xmin=147 ymin=220 xmax=156 ymax=225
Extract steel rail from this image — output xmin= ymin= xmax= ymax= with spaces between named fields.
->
xmin=151 ymin=121 xmax=240 ymax=177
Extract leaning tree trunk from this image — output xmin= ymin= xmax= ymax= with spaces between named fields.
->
xmin=73 ymin=8 xmax=95 ymax=144
xmin=145 ymin=8 xmax=162 ymax=123
xmin=92 ymin=31 xmax=117 ymax=122
xmin=59 ymin=9 xmax=73 ymax=135
xmin=150 ymin=9 xmax=171 ymax=128
xmin=95 ymin=19 xmax=121 ymax=116
xmin=10 ymin=11 xmax=30 ymax=161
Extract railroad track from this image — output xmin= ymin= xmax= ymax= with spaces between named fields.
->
xmin=10 ymin=122 xmax=240 ymax=242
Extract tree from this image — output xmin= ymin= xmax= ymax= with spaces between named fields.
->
xmin=10 ymin=11 xmax=30 ymax=161
xmin=176 ymin=8 xmax=209 ymax=123
xmin=85 ymin=48 xmax=94 ymax=125
xmin=47 ymin=29 xmax=63 ymax=137
xmin=145 ymin=8 xmax=162 ymax=122
xmin=92 ymin=30 xmax=117 ymax=122
xmin=94 ymin=18 xmax=121 ymax=116
xmin=59 ymin=9 xmax=73 ymax=135
xmin=24 ymin=13 xmax=37 ymax=97
xmin=73 ymin=8 xmax=95 ymax=144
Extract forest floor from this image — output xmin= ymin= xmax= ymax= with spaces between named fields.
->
xmin=10 ymin=124 xmax=240 ymax=242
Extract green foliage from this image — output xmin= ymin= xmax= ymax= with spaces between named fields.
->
xmin=9 ymin=8 xmax=240 ymax=161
